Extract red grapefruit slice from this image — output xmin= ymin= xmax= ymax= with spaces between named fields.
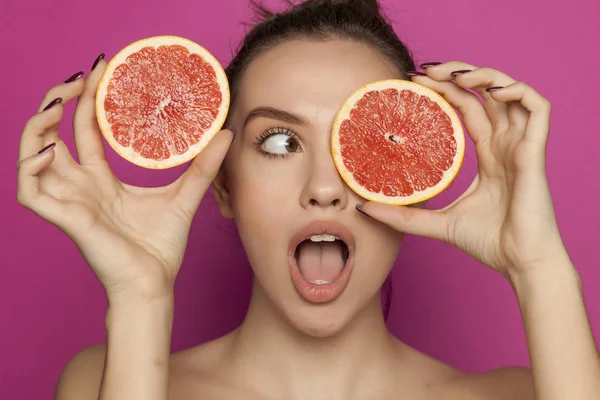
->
xmin=96 ymin=36 xmax=230 ymax=169
xmin=332 ymin=79 xmax=465 ymax=205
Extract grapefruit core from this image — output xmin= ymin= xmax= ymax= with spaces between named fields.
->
xmin=331 ymin=79 xmax=465 ymax=205
xmin=96 ymin=36 xmax=230 ymax=169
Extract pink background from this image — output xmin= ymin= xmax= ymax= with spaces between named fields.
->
xmin=2 ymin=0 xmax=599 ymax=398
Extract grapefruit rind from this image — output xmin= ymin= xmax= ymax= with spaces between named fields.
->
xmin=95 ymin=35 xmax=230 ymax=169
xmin=331 ymin=79 xmax=465 ymax=206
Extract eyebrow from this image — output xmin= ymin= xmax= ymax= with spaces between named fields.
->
xmin=243 ymin=106 xmax=307 ymax=128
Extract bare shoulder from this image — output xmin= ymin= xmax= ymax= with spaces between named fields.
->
xmin=54 ymin=343 xmax=107 ymax=400
xmin=430 ymin=366 xmax=535 ymax=400
xmin=54 ymin=336 xmax=236 ymax=400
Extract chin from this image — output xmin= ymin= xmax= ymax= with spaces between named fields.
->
xmin=286 ymin=303 xmax=354 ymax=338
xmin=278 ymin=289 xmax=380 ymax=339
xmin=241 ymin=216 xmax=400 ymax=338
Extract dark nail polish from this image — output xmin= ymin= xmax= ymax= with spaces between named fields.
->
xmin=356 ymin=202 xmax=368 ymax=215
xmin=42 ymin=97 xmax=63 ymax=111
xmin=406 ymin=71 xmax=427 ymax=77
xmin=38 ymin=142 xmax=56 ymax=154
xmin=485 ymin=86 xmax=504 ymax=92
xmin=450 ymin=69 xmax=472 ymax=77
xmin=91 ymin=53 xmax=105 ymax=71
xmin=227 ymin=125 xmax=236 ymax=138
xmin=64 ymin=71 xmax=84 ymax=83
xmin=420 ymin=62 xmax=442 ymax=69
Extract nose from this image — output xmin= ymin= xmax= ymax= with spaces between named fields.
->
xmin=299 ymin=148 xmax=349 ymax=210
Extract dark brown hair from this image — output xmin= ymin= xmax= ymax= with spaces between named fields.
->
xmin=227 ymin=0 xmax=414 ymax=320
xmin=226 ymin=0 xmax=416 ymax=106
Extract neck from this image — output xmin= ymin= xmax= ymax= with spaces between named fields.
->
xmin=228 ymin=281 xmax=402 ymax=400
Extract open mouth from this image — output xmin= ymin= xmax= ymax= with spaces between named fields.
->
xmin=293 ymin=234 xmax=349 ymax=285
xmin=288 ymin=221 xmax=355 ymax=303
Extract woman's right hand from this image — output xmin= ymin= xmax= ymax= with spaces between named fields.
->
xmin=16 ymin=58 xmax=234 ymax=302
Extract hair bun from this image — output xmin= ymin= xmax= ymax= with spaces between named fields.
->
xmin=337 ymin=0 xmax=381 ymax=15
xmin=250 ymin=0 xmax=383 ymax=20
xmin=299 ymin=0 xmax=381 ymax=15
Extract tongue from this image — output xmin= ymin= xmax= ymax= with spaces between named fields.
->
xmin=297 ymin=241 xmax=345 ymax=283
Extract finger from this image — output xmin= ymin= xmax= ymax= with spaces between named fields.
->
xmin=409 ymin=74 xmax=492 ymax=143
xmin=19 ymin=100 xmax=64 ymax=161
xmin=423 ymin=62 xmax=512 ymax=131
xmin=489 ymin=82 xmax=552 ymax=148
xmin=357 ymin=201 xmax=450 ymax=242
xmin=21 ymin=75 xmax=85 ymax=161
xmin=17 ymin=144 xmax=66 ymax=225
xmin=37 ymin=73 xmax=86 ymax=113
xmin=20 ymin=100 xmax=79 ymax=173
xmin=174 ymin=129 xmax=235 ymax=216
xmin=73 ymin=55 xmax=107 ymax=165
xmin=451 ymin=67 xmax=520 ymax=132
xmin=506 ymin=102 xmax=530 ymax=138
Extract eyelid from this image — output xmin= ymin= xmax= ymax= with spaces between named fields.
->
xmin=254 ymin=126 xmax=300 ymax=146
xmin=253 ymin=126 xmax=303 ymax=158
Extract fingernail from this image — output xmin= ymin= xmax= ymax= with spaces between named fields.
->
xmin=42 ymin=97 xmax=63 ymax=111
xmin=406 ymin=71 xmax=427 ymax=77
xmin=420 ymin=62 xmax=442 ymax=69
xmin=227 ymin=125 xmax=236 ymax=139
xmin=485 ymin=86 xmax=504 ymax=92
xmin=64 ymin=71 xmax=84 ymax=83
xmin=38 ymin=142 xmax=56 ymax=154
xmin=450 ymin=69 xmax=472 ymax=77
xmin=356 ymin=202 xmax=368 ymax=215
xmin=91 ymin=53 xmax=105 ymax=71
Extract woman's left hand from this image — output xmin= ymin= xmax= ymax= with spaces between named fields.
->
xmin=357 ymin=61 xmax=567 ymax=278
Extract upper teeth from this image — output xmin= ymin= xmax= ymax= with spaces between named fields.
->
xmin=309 ymin=234 xmax=339 ymax=242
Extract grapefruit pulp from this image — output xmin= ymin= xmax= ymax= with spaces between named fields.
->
xmin=332 ymin=79 xmax=465 ymax=205
xmin=96 ymin=36 xmax=230 ymax=169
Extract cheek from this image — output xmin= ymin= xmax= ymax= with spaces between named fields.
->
xmin=225 ymin=157 xmax=303 ymax=292
xmin=353 ymin=223 xmax=404 ymax=289
xmin=227 ymin=146 xmax=304 ymax=222
xmin=226 ymin=153 xmax=304 ymax=252
xmin=231 ymin=169 xmax=295 ymax=222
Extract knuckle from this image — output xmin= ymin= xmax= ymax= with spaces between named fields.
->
xmin=476 ymin=67 xmax=510 ymax=82
xmin=16 ymin=190 xmax=29 ymax=207
xmin=398 ymin=206 xmax=420 ymax=228
xmin=540 ymin=98 xmax=552 ymax=112
xmin=16 ymin=159 xmax=27 ymax=175
xmin=40 ymin=87 xmax=66 ymax=112
xmin=522 ymin=83 xmax=551 ymax=111
xmin=44 ymin=85 xmax=62 ymax=101
xmin=514 ymin=81 xmax=528 ymax=91
xmin=476 ymin=66 xmax=493 ymax=74
xmin=41 ymin=91 xmax=58 ymax=108
xmin=23 ymin=114 xmax=40 ymax=132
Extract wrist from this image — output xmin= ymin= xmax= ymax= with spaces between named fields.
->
xmin=504 ymin=237 xmax=571 ymax=278
xmin=506 ymin=251 xmax=581 ymax=295
xmin=105 ymin=291 xmax=174 ymax=329
xmin=105 ymin=276 xmax=175 ymax=307
xmin=101 ymin=283 xmax=174 ymax=400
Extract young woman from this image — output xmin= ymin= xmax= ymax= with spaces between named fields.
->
xmin=16 ymin=0 xmax=600 ymax=399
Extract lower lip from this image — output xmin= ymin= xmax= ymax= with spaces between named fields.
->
xmin=288 ymin=253 xmax=354 ymax=304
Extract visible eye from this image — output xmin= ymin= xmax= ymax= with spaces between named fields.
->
xmin=255 ymin=127 xmax=302 ymax=158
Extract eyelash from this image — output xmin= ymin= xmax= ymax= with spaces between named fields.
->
xmin=253 ymin=126 xmax=300 ymax=159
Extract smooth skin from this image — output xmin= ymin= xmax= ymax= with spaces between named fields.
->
xmin=17 ymin=39 xmax=600 ymax=400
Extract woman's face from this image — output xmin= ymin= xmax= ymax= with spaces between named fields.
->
xmin=214 ymin=38 xmax=405 ymax=337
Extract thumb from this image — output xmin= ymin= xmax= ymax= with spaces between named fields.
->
xmin=175 ymin=128 xmax=235 ymax=215
xmin=357 ymin=201 xmax=450 ymax=242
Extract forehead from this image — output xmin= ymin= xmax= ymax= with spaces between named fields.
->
xmin=233 ymin=39 xmax=402 ymax=124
